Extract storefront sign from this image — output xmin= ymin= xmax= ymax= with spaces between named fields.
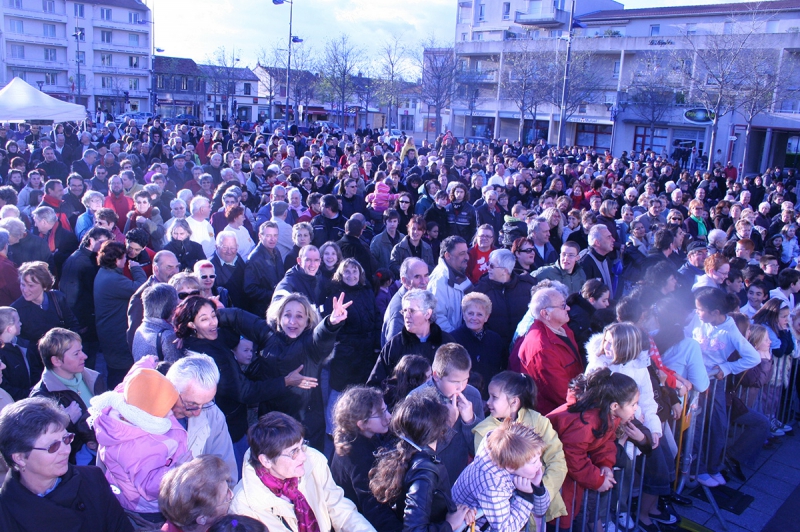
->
xmin=683 ymin=108 xmax=715 ymax=124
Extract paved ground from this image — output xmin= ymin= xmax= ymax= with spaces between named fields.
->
xmin=675 ymin=429 xmax=800 ymax=532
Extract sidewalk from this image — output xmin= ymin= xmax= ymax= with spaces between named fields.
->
xmin=676 ymin=430 xmax=800 ymax=532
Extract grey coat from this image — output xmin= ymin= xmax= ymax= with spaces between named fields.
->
xmin=132 ymin=317 xmax=182 ymax=363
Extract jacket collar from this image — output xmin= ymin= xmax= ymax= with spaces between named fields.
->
xmin=41 ymin=367 xmax=101 ymax=394
xmin=400 ymin=321 xmax=444 ymax=346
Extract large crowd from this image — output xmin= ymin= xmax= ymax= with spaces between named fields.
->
xmin=0 ymin=117 xmax=796 ymax=532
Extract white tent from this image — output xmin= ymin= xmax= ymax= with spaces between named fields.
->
xmin=0 ymin=78 xmax=86 ymax=123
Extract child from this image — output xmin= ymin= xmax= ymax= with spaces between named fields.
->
xmin=452 ymin=420 xmax=549 ymax=532
xmin=547 ymin=369 xmax=639 ymax=532
xmin=753 ymin=298 xmax=795 ymax=437
xmin=473 ymin=371 xmax=568 ymax=526
xmin=232 ymin=337 xmax=254 ymax=372
xmin=382 ymin=354 xmax=431 ymax=410
xmin=365 ymin=177 xmax=398 ymax=214
xmin=740 ymin=280 xmax=767 ymax=319
xmin=769 ymin=268 xmax=800 ymax=311
xmin=423 ymin=221 xmax=441 ymax=260
xmin=0 ymin=306 xmax=32 ymax=401
xmin=373 ymin=268 xmax=395 ymax=317
xmin=370 ymin=389 xmax=476 ymax=531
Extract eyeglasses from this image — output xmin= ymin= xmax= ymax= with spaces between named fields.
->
xmin=280 ymin=440 xmax=309 ymax=460
xmin=31 ymin=433 xmax=74 ymax=453
xmin=200 ymin=274 xmax=216 ymax=280
xmin=180 ymin=394 xmax=216 ymax=412
xmin=560 ymin=253 xmax=578 ymax=259
xmin=398 ymin=200 xmax=410 ymax=204
xmin=400 ymin=307 xmax=424 ymax=316
xmin=178 ymin=290 xmax=201 ymax=300
xmin=546 ymin=302 xmax=568 ymax=310
xmin=518 ymin=248 xmax=534 ymax=253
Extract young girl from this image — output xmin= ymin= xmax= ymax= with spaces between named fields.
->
xmin=473 ymin=371 xmax=568 ymax=526
xmin=753 ymin=299 xmax=795 ymax=436
xmin=373 ymin=268 xmax=395 ymax=318
xmin=691 ymin=288 xmax=760 ymax=487
xmin=369 ymin=389 xmax=476 ymax=531
xmin=547 ymin=369 xmax=639 ymax=532
xmin=382 ymin=354 xmax=431 ymax=410
xmin=453 ymin=421 xmax=549 ymax=532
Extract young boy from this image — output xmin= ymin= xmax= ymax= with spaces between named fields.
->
xmin=0 ymin=306 xmax=31 ymax=401
xmin=410 ymin=343 xmax=485 ymax=484
xmin=452 ymin=421 xmax=550 ymax=532
xmin=741 ymin=280 xmax=767 ymax=319
xmin=770 ymin=268 xmax=800 ymax=311
xmin=759 ymin=254 xmax=780 ymax=292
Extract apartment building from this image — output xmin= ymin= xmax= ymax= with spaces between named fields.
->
xmin=453 ymin=0 xmax=800 ymax=173
xmin=1 ymin=0 xmax=151 ymax=115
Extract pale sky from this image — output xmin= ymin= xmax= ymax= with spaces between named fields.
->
xmin=149 ymin=0 xmax=755 ymax=73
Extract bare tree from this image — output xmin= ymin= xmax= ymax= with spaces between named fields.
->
xmin=377 ymin=36 xmax=410 ymax=130
xmin=255 ymin=42 xmax=285 ymax=126
xmin=501 ymin=41 xmax=559 ymax=142
xmin=289 ymin=45 xmax=316 ymax=126
xmin=550 ymin=49 xmax=603 ymax=121
xmin=417 ymin=38 xmax=457 ymax=137
xmin=319 ymin=35 xmax=363 ymax=129
xmin=203 ymin=46 xmax=241 ymax=125
xmin=624 ymin=52 xmax=680 ymax=151
xmin=455 ymin=65 xmax=493 ymax=137
xmin=354 ymin=68 xmax=377 ymax=130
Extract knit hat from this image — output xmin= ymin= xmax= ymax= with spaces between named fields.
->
xmin=124 ymin=368 xmax=178 ymax=419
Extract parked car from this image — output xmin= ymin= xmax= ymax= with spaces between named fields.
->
xmin=384 ymin=128 xmax=404 ymax=145
xmin=117 ymin=112 xmax=153 ymax=128
xmin=171 ymin=114 xmax=203 ymax=125
xmin=314 ymin=120 xmax=343 ymax=135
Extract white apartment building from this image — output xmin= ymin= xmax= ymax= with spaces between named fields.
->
xmin=1 ymin=0 xmax=152 ymax=115
xmin=453 ymin=0 xmax=800 ymax=173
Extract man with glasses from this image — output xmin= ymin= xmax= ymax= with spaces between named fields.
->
xmin=338 ymin=178 xmax=366 ymax=219
xmin=532 ymin=241 xmax=586 ymax=295
xmin=580 ymin=224 xmax=619 ymax=300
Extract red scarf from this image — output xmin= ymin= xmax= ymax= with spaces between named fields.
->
xmin=255 ymin=465 xmax=320 ymax=532
xmin=129 ymin=205 xmax=153 ymax=227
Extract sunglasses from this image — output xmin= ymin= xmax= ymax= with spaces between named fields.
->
xmin=200 ymin=274 xmax=216 ymax=280
xmin=178 ymin=290 xmax=201 ymax=300
xmin=32 ymin=433 xmax=74 ymax=453
xmin=518 ymin=248 xmax=534 ymax=253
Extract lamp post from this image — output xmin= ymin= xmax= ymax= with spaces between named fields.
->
xmin=36 ymin=81 xmax=44 ymax=91
xmin=557 ymin=0 xmax=575 ymax=149
xmin=72 ymin=28 xmax=84 ymax=105
xmin=606 ymin=97 xmax=625 ymax=156
xmin=272 ymin=0 xmax=302 ymax=124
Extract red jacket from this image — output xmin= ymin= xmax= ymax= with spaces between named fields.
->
xmin=517 ymin=319 xmax=583 ymax=415
xmin=0 ymin=255 xmax=21 ymax=306
xmin=546 ymin=406 xmax=619 ymax=528
xmin=104 ymin=193 xmax=134 ymax=231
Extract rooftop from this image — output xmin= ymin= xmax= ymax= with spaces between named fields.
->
xmin=580 ymin=0 xmax=800 ymax=21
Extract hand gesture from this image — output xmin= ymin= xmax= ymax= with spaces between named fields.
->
xmin=598 ymin=467 xmax=616 ymax=492
xmin=512 ymin=475 xmax=533 ymax=493
xmin=454 ymin=391 xmax=475 ymax=424
xmin=328 ymin=292 xmax=353 ymax=326
xmin=651 ymin=432 xmax=661 ymax=449
xmin=63 ymin=401 xmax=82 ymax=424
xmin=445 ymin=397 xmax=459 ymax=428
xmin=284 ymin=365 xmax=319 ymax=389
xmin=621 ymin=420 xmax=646 ymax=444
xmin=672 ymin=403 xmax=683 ymax=420
xmin=446 ymin=505 xmax=475 ymax=531
xmin=210 ymin=295 xmax=225 ymax=309
xmin=530 ymin=462 xmax=545 ymax=487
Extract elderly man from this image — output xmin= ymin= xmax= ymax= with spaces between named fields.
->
xmin=529 ymin=215 xmax=558 ymax=269
xmin=254 ymin=184 xmax=287 ymax=230
xmin=125 ymin=250 xmax=180 ymax=348
xmin=202 ymin=153 xmax=224 ymax=184
xmin=245 ymin=221 xmax=285 ymax=318
xmin=167 ymin=153 xmax=191 ymax=189
xmin=103 ymin=174 xmax=133 ymax=231
xmin=210 ymin=231 xmax=247 ymax=308
xmin=475 ymin=187 xmax=504 ymax=244
xmin=274 ymin=244 xmax=323 ymax=306
xmin=270 ymin=200 xmax=294 ymax=260
xmin=32 ymin=206 xmax=78 ymax=277
xmin=579 ymin=224 xmax=619 ymax=299
xmin=71 ymin=148 xmax=98 ymax=181
xmin=381 ymin=257 xmax=430 ymax=346
xmin=132 ymin=283 xmax=182 ymax=363
xmin=186 ymin=196 xmax=216 ymax=258
xmin=0 ymin=217 xmax=51 ymax=267
xmin=679 ymin=241 xmax=709 ymax=289
xmin=636 ymin=197 xmax=667 ymax=234
xmin=428 ymin=235 xmax=473 ymax=333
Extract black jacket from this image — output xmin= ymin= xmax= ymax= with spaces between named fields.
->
xmin=336 ymin=234 xmax=376 ymax=281
xmin=450 ymin=325 xmax=507 ymax=396
xmin=322 ymin=282 xmax=380 ymax=391
xmin=275 ymin=265 xmax=322 ymax=306
xmin=163 ymin=237 xmax=206 ymax=271
xmin=245 ymin=244 xmax=285 ymax=318
xmin=59 ymin=246 xmax=100 ymax=337
xmin=0 ymin=465 xmax=132 ymax=532
xmin=8 ymin=233 xmax=52 ymax=268
xmin=311 ymin=213 xmax=346 ymax=248
xmin=93 ymin=266 xmax=146 ymax=370
xmin=471 ymin=273 xmax=536 ymax=348
xmin=397 ymin=448 xmax=455 ymax=532
xmin=367 ymin=322 xmax=454 ymax=387
xmin=35 ymin=225 xmax=78 ymax=278
xmin=330 ymin=434 xmax=402 ymax=532
xmin=210 ymin=253 xmax=248 ymax=309
xmin=0 ymin=342 xmax=33 ymax=401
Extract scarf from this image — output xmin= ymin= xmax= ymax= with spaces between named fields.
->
xmin=691 ymin=215 xmax=708 ymax=237
xmin=129 ymin=205 xmax=154 ymax=227
xmin=255 ymin=465 xmax=320 ymax=532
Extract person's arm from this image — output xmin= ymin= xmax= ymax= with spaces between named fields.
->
xmin=308 ymin=315 xmax=344 ymax=364
xmin=720 ymin=326 xmax=762 ymax=376
xmin=475 ymin=483 xmax=533 ymax=532
xmin=313 ymin=451 xmax=378 ymax=532
xmin=243 ymin=258 xmax=274 ymax=307
xmin=216 ymin=307 xmax=273 ymax=350
xmin=366 ymin=341 xmax=393 ymax=388
xmin=54 ymin=291 xmax=80 ymax=332
xmin=402 ymin=472 xmax=453 ymax=532
xmin=533 ymin=414 xmax=568 ymax=511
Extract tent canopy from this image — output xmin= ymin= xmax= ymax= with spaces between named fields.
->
xmin=0 ymin=78 xmax=87 ymax=123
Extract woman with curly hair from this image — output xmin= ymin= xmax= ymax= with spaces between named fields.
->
xmin=330 ymin=386 xmax=400 ymax=531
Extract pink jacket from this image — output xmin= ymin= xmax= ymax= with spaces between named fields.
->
xmin=93 ymin=405 xmax=191 ymax=513
xmin=365 ymin=182 xmax=398 ymax=213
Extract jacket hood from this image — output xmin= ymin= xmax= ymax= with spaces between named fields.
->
xmin=89 ymin=391 xmax=175 ymax=435
xmin=585 ymin=331 xmax=650 ymax=371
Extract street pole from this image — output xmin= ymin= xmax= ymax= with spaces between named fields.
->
xmin=557 ymin=0 xmax=575 ymax=149
xmin=74 ymin=28 xmax=83 ymax=105
xmin=286 ymin=0 xmax=293 ymax=124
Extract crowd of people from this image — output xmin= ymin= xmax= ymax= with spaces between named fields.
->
xmin=0 ymin=116 xmax=797 ymax=532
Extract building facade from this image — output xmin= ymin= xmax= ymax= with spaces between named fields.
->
xmin=1 ymin=0 xmax=151 ymax=115
xmin=452 ymin=0 xmax=800 ymax=173
xmin=153 ymin=55 xmax=204 ymax=120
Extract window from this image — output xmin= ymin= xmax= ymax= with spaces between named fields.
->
xmin=180 ymin=76 xmax=188 ymax=90
xmin=101 ymin=76 xmax=113 ymax=88
xmin=613 ymin=60 xmax=620 ymax=78
xmin=187 ymin=78 xmax=194 ymax=92
xmin=43 ymin=24 xmax=56 ymax=37
xmin=10 ymin=45 xmax=24 ymax=59
xmin=461 ymin=32 xmax=467 ymax=41
xmin=10 ymin=0 xmax=21 ymax=8
xmin=129 ymin=12 xmax=140 ymax=24
xmin=101 ymin=30 xmax=112 ymax=43
xmin=75 ymin=51 xmax=85 ymax=64
xmin=74 ymin=3 xmax=84 ymax=17
xmin=156 ymin=74 xmax=164 ymax=89
xmin=243 ymin=82 xmax=251 ymax=95
xmin=502 ymin=2 xmax=510 ymax=20
xmin=101 ymin=53 xmax=112 ymax=66
xmin=77 ymin=74 xmax=85 ymax=88
xmin=9 ymin=20 xmax=23 ymax=33
xmin=45 ymin=72 xmax=57 ymax=85
xmin=686 ymin=23 xmax=697 ymax=35
xmin=650 ymin=25 xmax=660 ymax=36
xmin=100 ymin=8 xmax=111 ymax=20
xmin=74 ymin=27 xmax=85 ymax=41
xmin=474 ymin=32 xmax=483 ymax=41
xmin=723 ymin=22 xmax=733 ymax=34
xmin=44 ymin=48 xmax=56 ymax=61
xmin=129 ymin=55 xmax=139 ymax=68
xmin=576 ymin=123 xmax=613 ymax=150
xmin=12 ymin=71 xmax=26 ymax=81
xmin=578 ymin=102 xmax=587 ymax=114
xmin=633 ymin=126 xmax=667 ymax=153
xmin=42 ymin=0 xmax=55 ymax=13
xmin=129 ymin=78 xmax=139 ymax=90
xmin=128 ymin=33 xmax=139 ymax=46
xmin=549 ymin=29 xmax=562 ymax=38
xmin=478 ymin=4 xmax=485 ymax=21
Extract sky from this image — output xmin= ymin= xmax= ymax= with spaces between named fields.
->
xmin=149 ymin=0 xmax=756 ymax=73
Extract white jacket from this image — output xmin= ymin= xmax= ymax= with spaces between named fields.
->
xmin=428 ymin=258 xmax=473 ymax=333
xmin=186 ymin=404 xmax=238 ymax=483
xmin=585 ymin=333 xmax=662 ymax=437
xmin=230 ymin=447 xmax=376 ymax=532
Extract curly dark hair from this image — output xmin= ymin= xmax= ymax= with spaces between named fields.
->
xmin=97 ymin=240 xmax=126 ymax=269
xmin=173 ymin=296 xmax=217 ymax=339
xmin=125 ymin=227 xmax=150 ymax=248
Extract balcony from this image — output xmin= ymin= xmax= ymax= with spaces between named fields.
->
xmin=3 ymin=32 xmax=67 ymax=47
xmin=3 ymin=4 xmax=67 ymax=23
xmin=91 ymin=41 xmax=148 ymax=54
xmin=5 ymin=57 xmax=68 ymax=72
xmin=92 ymin=18 xmax=151 ymax=34
xmin=93 ymin=64 xmax=149 ymax=75
xmin=514 ymin=7 xmax=569 ymax=28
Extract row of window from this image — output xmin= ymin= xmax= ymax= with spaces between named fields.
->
xmin=8 ymin=44 xmax=143 ymax=67
xmin=11 ymin=69 xmax=143 ymax=91
xmin=9 ymin=0 xmax=143 ymax=23
xmin=8 ymin=20 xmax=143 ymax=46
xmin=11 ymin=70 xmax=61 ymax=86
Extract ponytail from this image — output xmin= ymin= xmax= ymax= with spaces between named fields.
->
xmin=490 ymin=371 xmax=537 ymax=413
xmin=569 ymin=368 xmax=638 ymax=438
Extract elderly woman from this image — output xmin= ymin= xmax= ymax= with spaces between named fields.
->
xmin=93 ymin=241 xmax=146 ymax=389
xmin=223 ymin=205 xmax=255 ymax=260
xmin=230 ymin=412 xmax=376 ymax=532
xmin=132 ymin=283 xmax=182 ymax=363
xmin=170 ymin=271 xmax=202 ymax=300
xmin=0 ymin=397 xmax=132 ymax=531
xmin=692 ymin=253 xmax=730 ymax=291
xmin=74 ymin=190 xmax=105 ymax=241
xmin=367 ymin=288 xmax=455 ymax=387
xmin=472 ymin=248 xmax=536 ymax=349
xmin=450 ymin=292 xmax=506 ymax=396
xmin=12 ymin=261 xmax=79 ymax=385
xmin=159 ymin=455 xmax=233 ymax=532
xmin=193 ymin=259 xmax=229 ymax=308
xmin=164 ymin=218 xmax=206 ymax=271
xmin=685 ymin=199 xmax=708 ymax=242
xmin=516 ymin=287 xmax=582 ymax=415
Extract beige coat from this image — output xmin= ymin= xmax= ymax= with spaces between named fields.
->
xmin=230 ymin=447 xmax=376 ymax=532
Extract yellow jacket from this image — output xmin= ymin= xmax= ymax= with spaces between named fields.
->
xmin=230 ymin=448 xmax=377 ymax=532
xmin=473 ymin=407 xmax=568 ymax=526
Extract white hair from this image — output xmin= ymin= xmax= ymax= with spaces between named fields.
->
xmin=489 ymin=249 xmax=516 ymax=273
xmin=166 ymin=352 xmax=220 ymax=393
xmin=215 ymin=230 xmax=237 ymax=247
xmin=189 ymin=196 xmax=209 ymax=215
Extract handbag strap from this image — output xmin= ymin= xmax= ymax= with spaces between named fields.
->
xmin=49 ymin=291 xmax=64 ymax=324
xmin=156 ymin=329 xmax=164 ymax=361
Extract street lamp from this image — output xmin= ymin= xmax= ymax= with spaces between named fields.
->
xmin=36 ymin=81 xmax=44 ymax=91
xmin=273 ymin=0 xmax=302 ymax=125
xmin=605 ymin=98 xmax=626 ymax=155
xmin=72 ymin=28 xmax=85 ymax=105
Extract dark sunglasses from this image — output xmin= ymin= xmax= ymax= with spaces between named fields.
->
xmin=518 ymin=248 xmax=534 ymax=253
xmin=32 ymin=433 xmax=74 ymax=453
xmin=200 ymin=274 xmax=216 ymax=280
xmin=178 ymin=290 xmax=201 ymax=300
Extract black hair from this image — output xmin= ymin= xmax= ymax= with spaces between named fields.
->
xmin=568 ymin=368 xmax=638 ymax=438
xmin=615 ymin=295 xmax=643 ymax=324
xmin=652 ymin=228 xmax=675 ymax=252
xmin=489 ymin=371 xmax=537 ymax=414
xmin=778 ymin=268 xmax=800 ymax=290
xmin=694 ymin=287 xmax=737 ymax=314
xmin=125 ymin=227 xmax=150 ymax=248
xmin=742 ymin=264 xmax=765 ymax=283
